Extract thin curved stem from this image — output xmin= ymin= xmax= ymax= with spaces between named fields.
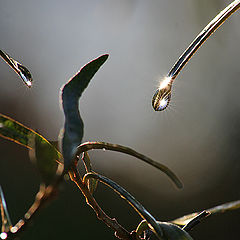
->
xmin=3 ymin=178 xmax=62 ymax=240
xmin=168 ymin=0 xmax=240 ymax=79
xmin=69 ymin=167 xmax=134 ymax=240
xmin=83 ymin=172 xmax=163 ymax=240
xmin=76 ymin=141 xmax=183 ymax=189
xmin=152 ymin=0 xmax=240 ymax=111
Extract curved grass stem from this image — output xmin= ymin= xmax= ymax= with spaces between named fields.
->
xmin=153 ymin=0 xmax=240 ymax=111
xmin=76 ymin=141 xmax=183 ymax=189
xmin=83 ymin=172 xmax=163 ymax=239
xmin=168 ymin=0 xmax=240 ymax=80
xmin=69 ymin=167 xmax=134 ymax=240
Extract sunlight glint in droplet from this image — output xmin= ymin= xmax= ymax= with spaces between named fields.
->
xmin=0 ymin=232 xmax=7 ymax=240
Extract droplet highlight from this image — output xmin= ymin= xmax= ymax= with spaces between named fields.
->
xmin=0 ymin=233 xmax=7 ymax=240
xmin=152 ymin=77 xmax=172 ymax=111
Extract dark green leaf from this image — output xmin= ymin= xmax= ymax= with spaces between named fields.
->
xmin=0 ymin=114 xmax=63 ymax=184
xmin=29 ymin=135 xmax=63 ymax=185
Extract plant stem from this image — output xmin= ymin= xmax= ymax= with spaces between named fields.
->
xmin=76 ymin=141 xmax=183 ymax=189
xmin=152 ymin=0 xmax=240 ymax=111
xmin=169 ymin=0 xmax=240 ymax=80
xmin=83 ymin=172 xmax=164 ymax=240
xmin=4 ymin=179 xmax=61 ymax=240
xmin=69 ymin=167 xmax=135 ymax=240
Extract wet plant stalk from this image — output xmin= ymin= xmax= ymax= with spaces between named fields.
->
xmin=0 ymin=50 xmax=32 ymax=88
xmin=76 ymin=141 xmax=183 ymax=189
xmin=69 ymin=166 xmax=135 ymax=240
xmin=152 ymin=0 xmax=240 ymax=111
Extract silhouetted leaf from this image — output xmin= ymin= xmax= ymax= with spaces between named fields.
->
xmin=137 ymin=220 xmax=193 ymax=240
xmin=60 ymin=54 xmax=109 ymax=169
xmin=157 ymin=222 xmax=193 ymax=240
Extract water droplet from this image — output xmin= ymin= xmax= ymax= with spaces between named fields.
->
xmin=152 ymin=77 xmax=172 ymax=111
xmin=103 ymin=148 xmax=106 ymax=151
xmin=0 ymin=232 xmax=7 ymax=240
xmin=64 ymin=174 xmax=70 ymax=181
xmin=10 ymin=227 xmax=18 ymax=233
xmin=0 ymin=50 xmax=33 ymax=88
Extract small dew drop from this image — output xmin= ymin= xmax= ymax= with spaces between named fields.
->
xmin=102 ymin=148 xmax=106 ymax=152
xmin=24 ymin=212 xmax=31 ymax=220
xmin=10 ymin=227 xmax=18 ymax=233
xmin=26 ymin=80 xmax=32 ymax=87
xmin=64 ymin=174 xmax=70 ymax=181
xmin=159 ymin=98 xmax=169 ymax=110
xmin=0 ymin=232 xmax=7 ymax=240
xmin=19 ymin=70 xmax=32 ymax=88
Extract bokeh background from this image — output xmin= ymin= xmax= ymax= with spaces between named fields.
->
xmin=1 ymin=0 xmax=240 ymax=239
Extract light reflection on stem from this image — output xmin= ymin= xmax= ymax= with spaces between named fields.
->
xmin=152 ymin=0 xmax=240 ymax=111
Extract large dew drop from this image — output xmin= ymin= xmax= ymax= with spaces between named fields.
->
xmin=152 ymin=77 xmax=172 ymax=111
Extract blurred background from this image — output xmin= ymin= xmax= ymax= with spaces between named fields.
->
xmin=0 ymin=0 xmax=240 ymax=239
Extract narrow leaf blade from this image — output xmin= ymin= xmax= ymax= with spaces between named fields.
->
xmin=29 ymin=135 xmax=63 ymax=185
xmin=0 ymin=114 xmax=63 ymax=183
xmin=60 ymin=54 xmax=109 ymax=169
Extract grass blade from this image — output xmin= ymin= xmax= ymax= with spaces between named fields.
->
xmin=0 ymin=114 xmax=60 ymax=153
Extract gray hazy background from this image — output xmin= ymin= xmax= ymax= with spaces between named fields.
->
xmin=0 ymin=0 xmax=240 ymax=239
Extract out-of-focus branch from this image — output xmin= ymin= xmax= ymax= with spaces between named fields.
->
xmin=3 ymin=176 xmax=62 ymax=240
xmin=171 ymin=200 xmax=240 ymax=228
